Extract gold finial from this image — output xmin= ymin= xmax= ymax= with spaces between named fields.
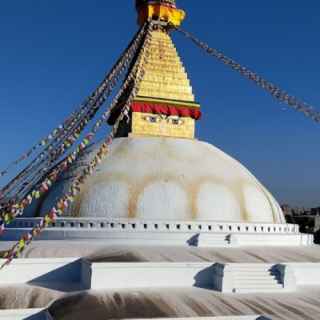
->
xmin=135 ymin=0 xmax=186 ymax=27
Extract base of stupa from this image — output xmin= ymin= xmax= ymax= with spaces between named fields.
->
xmin=0 ymin=242 xmax=320 ymax=319
xmin=1 ymin=257 xmax=317 ymax=293
xmin=3 ymin=218 xmax=313 ymax=247
xmin=0 ymin=246 xmax=319 ymax=295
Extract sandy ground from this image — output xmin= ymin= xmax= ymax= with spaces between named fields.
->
xmin=0 ymin=285 xmax=319 ymax=320
xmin=47 ymin=286 xmax=320 ymax=320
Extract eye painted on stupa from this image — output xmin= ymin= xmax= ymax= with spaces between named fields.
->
xmin=143 ymin=115 xmax=161 ymax=123
xmin=167 ymin=116 xmax=184 ymax=125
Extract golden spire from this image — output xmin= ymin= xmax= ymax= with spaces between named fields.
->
xmin=130 ymin=26 xmax=200 ymax=139
xmin=110 ymin=1 xmax=201 ymax=140
xmin=136 ymin=30 xmax=195 ymax=102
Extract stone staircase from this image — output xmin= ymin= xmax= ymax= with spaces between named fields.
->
xmin=230 ymin=264 xmax=283 ymax=293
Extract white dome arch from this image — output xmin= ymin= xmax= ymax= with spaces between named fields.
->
xmin=38 ymin=137 xmax=285 ymax=224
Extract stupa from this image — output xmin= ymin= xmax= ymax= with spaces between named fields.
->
xmin=0 ymin=1 xmax=320 ymax=320
xmin=8 ymin=0 xmax=285 ymax=227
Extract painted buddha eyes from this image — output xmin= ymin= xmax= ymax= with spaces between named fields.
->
xmin=143 ymin=115 xmax=161 ymax=123
xmin=168 ymin=117 xmax=184 ymax=125
xmin=143 ymin=115 xmax=184 ymax=125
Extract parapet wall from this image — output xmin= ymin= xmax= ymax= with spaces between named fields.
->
xmin=9 ymin=218 xmax=299 ymax=234
xmin=3 ymin=218 xmax=313 ymax=247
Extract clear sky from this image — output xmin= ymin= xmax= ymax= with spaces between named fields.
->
xmin=0 ymin=0 xmax=319 ymax=207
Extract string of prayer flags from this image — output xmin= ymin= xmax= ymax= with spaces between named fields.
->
xmin=0 ymin=21 xmax=148 ymax=194
xmin=0 ymin=22 xmax=152 ymax=267
xmin=0 ymin=138 xmax=111 ymax=267
xmin=0 ymin=109 xmax=112 ymax=235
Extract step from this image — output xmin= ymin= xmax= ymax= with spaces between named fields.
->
xmin=199 ymin=242 xmax=229 ymax=244
xmin=0 ymin=258 xmax=85 ymax=287
xmin=228 ymin=263 xmax=283 ymax=293
xmin=232 ymin=272 xmax=273 ymax=275
xmin=236 ymin=282 xmax=283 ymax=287
xmin=234 ymin=274 xmax=277 ymax=278
xmin=231 ymin=272 xmax=274 ymax=277
xmin=234 ymin=274 xmax=276 ymax=278
xmin=235 ymin=277 xmax=278 ymax=283
xmin=134 ymin=316 xmax=271 ymax=320
xmin=231 ymin=271 xmax=273 ymax=275
xmin=235 ymin=287 xmax=284 ymax=293
xmin=231 ymin=269 xmax=272 ymax=273
xmin=234 ymin=269 xmax=272 ymax=272
xmin=229 ymin=265 xmax=273 ymax=269
xmin=234 ymin=283 xmax=283 ymax=290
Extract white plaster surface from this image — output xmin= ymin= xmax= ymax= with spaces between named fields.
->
xmin=229 ymin=233 xmax=313 ymax=247
xmin=89 ymin=262 xmax=214 ymax=290
xmin=285 ymin=263 xmax=320 ymax=288
xmin=137 ymin=181 xmax=188 ymax=220
xmin=81 ymin=182 xmax=130 ymax=218
xmin=3 ymin=219 xmax=307 ymax=246
xmin=0 ymin=309 xmax=50 ymax=319
xmin=243 ymin=185 xmax=274 ymax=222
xmin=0 ymin=251 xmax=319 ymax=319
xmin=132 ymin=317 xmax=268 ymax=320
xmin=0 ymin=256 xmax=319 ymax=295
xmin=197 ymin=184 xmax=241 ymax=221
xmin=88 ymin=262 xmax=286 ymax=293
xmin=38 ymin=138 xmax=285 ymax=224
xmin=0 ymin=258 xmax=317 ymax=296
xmin=0 ymin=258 xmax=82 ymax=286
xmin=1 ymin=242 xmax=319 ymax=263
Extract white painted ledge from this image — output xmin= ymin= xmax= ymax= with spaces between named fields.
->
xmin=131 ymin=316 xmax=271 ymax=320
xmin=3 ymin=218 xmax=313 ymax=247
xmin=6 ymin=229 xmax=311 ymax=247
xmin=229 ymin=233 xmax=313 ymax=246
xmin=8 ymin=218 xmax=300 ymax=234
xmin=0 ymin=309 xmax=51 ymax=319
xmin=211 ymin=317 xmax=270 ymax=320
xmin=0 ymin=258 xmax=88 ymax=290
xmin=278 ymin=263 xmax=320 ymax=291
xmin=88 ymin=262 xmax=214 ymax=290
xmin=0 ymin=258 xmax=319 ymax=295
xmin=86 ymin=261 xmax=320 ymax=293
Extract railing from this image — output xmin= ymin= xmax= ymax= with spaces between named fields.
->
xmin=9 ymin=218 xmax=299 ymax=234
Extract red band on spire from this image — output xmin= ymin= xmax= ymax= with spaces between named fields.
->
xmin=131 ymin=102 xmax=202 ymax=120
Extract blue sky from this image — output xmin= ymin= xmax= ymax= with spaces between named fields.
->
xmin=0 ymin=0 xmax=319 ymax=207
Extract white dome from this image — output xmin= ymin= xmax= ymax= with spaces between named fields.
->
xmin=38 ymin=137 xmax=285 ymax=224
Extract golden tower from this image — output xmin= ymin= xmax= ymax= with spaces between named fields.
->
xmin=108 ymin=0 xmax=201 ymax=139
